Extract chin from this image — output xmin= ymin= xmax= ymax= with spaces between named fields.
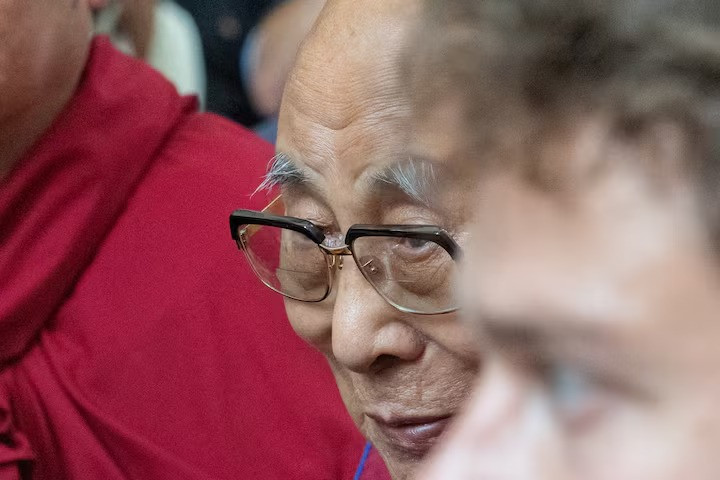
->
xmin=377 ymin=451 xmax=424 ymax=480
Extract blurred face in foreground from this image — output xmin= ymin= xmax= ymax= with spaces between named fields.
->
xmin=410 ymin=5 xmax=720 ymax=476
xmin=274 ymin=1 xmax=478 ymax=478
xmin=416 ymin=117 xmax=720 ymax=480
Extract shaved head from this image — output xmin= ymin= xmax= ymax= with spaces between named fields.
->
xmin=284 ymin=0 xmax=418 ymax=127
xmin=277 ymin=0 xmax=420 ymax=181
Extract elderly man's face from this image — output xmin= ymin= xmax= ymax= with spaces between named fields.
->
xmin=275 ymin=1 xmax=478 ymax=478
xmin=414 ymin=113 xmax=720 ymax=480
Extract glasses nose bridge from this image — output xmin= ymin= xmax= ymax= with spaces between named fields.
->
xmin=319 ymin=244 xmax=352 ymax=255
xmin=319 ymin=244 xmax=353 ymax=271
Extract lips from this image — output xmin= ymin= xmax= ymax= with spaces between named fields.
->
xmin=366 ymin=413 xmax=452 ymax=458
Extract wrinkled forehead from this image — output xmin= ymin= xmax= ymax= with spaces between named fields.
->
xmin=277 ymin=0 xmax=419 ymax=180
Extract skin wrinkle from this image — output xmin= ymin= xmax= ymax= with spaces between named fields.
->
xmin=280 ymin=64 xmax=411 ymax=191
xmin=283 ymin=92 xmax=412 ymax=180
xmin=284 ymin=103 xmax=339 ymax=168
xmin=287 ymin=83 xmax=406 ymax=135
xmin=283 ymin=10 xmax=410 ymax=135
xmin=334 ymin=109 xmax=410 ymax=164
xmin=264 ymin=154 xmax=440 ymax=207
xmin=285 ymin=66 xmax=400 ymax=134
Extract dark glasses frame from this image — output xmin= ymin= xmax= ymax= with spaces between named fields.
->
xmin=229 ymin=197 xmax=461 ymax=314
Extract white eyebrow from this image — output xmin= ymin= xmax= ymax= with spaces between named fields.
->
xmin=255 ymin=152 xmax=308 ymax=194
xmin=370 ymin=158 xmax=438 ymax=206
xmin=256 ymin=154 xmax=440 ymax=206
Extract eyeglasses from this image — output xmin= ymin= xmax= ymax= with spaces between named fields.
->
xmin=229 ymin=196 xmax=462 ymax=315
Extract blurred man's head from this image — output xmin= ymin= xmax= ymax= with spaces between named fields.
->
xmin=0 ymin=0 xmax=104 ymax=178
xmin=272 ymin=1 xmax=479 ymax=478
xmin=409 ymin=0 xmax=720 ymax=478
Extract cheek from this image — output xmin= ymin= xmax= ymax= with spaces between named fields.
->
xmin=285 ymin=301 xmax=366 ymax=419
xmin=423 ymin=312 xmax=479 ymax=363
xmin=568 ymin=399 xmax=720 ymax=480
xmin=284 ymin=300 xmax=333 ymax=352
xmin=647 ymin=397 xmax=720 ymax=480
xmin=326 ymin=358 xmax=365 ymax=427
xmin=285 ymin=302 xmax=365 ymax=425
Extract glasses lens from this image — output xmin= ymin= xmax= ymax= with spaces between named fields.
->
xmin=241 ymin=225 xmax=329 ymax=301
xmin=352 ymin=235 xmax=458 ymax=314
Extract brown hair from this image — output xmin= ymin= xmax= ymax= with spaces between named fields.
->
xmin=408 ymin=0 xmax=720 ymax=238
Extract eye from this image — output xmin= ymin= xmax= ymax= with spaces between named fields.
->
xmin=283 ymin=195 xmax=335 ymax=230
xmin=540 ymin=362 xmax=609 ymax=432
xmin=392 ymin=237 xmax=438 ymax=260
xmin=402 ymin=237 xmax=431 ymax=249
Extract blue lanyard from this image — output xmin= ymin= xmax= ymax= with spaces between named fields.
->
xmin=353 ymin=442 xmax=374 ymax=480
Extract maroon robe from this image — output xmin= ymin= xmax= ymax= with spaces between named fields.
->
xmin=0 ymin=37 xmax=386 ymax=480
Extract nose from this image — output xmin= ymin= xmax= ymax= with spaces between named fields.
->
xmin=330 ymin=256 xmax=426 ymax=373
xmin=417 ymin=359 xmax=567 ymax=480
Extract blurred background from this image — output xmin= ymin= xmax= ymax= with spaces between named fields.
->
xmin=95 ymin=0 xmax=326 ymax=142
